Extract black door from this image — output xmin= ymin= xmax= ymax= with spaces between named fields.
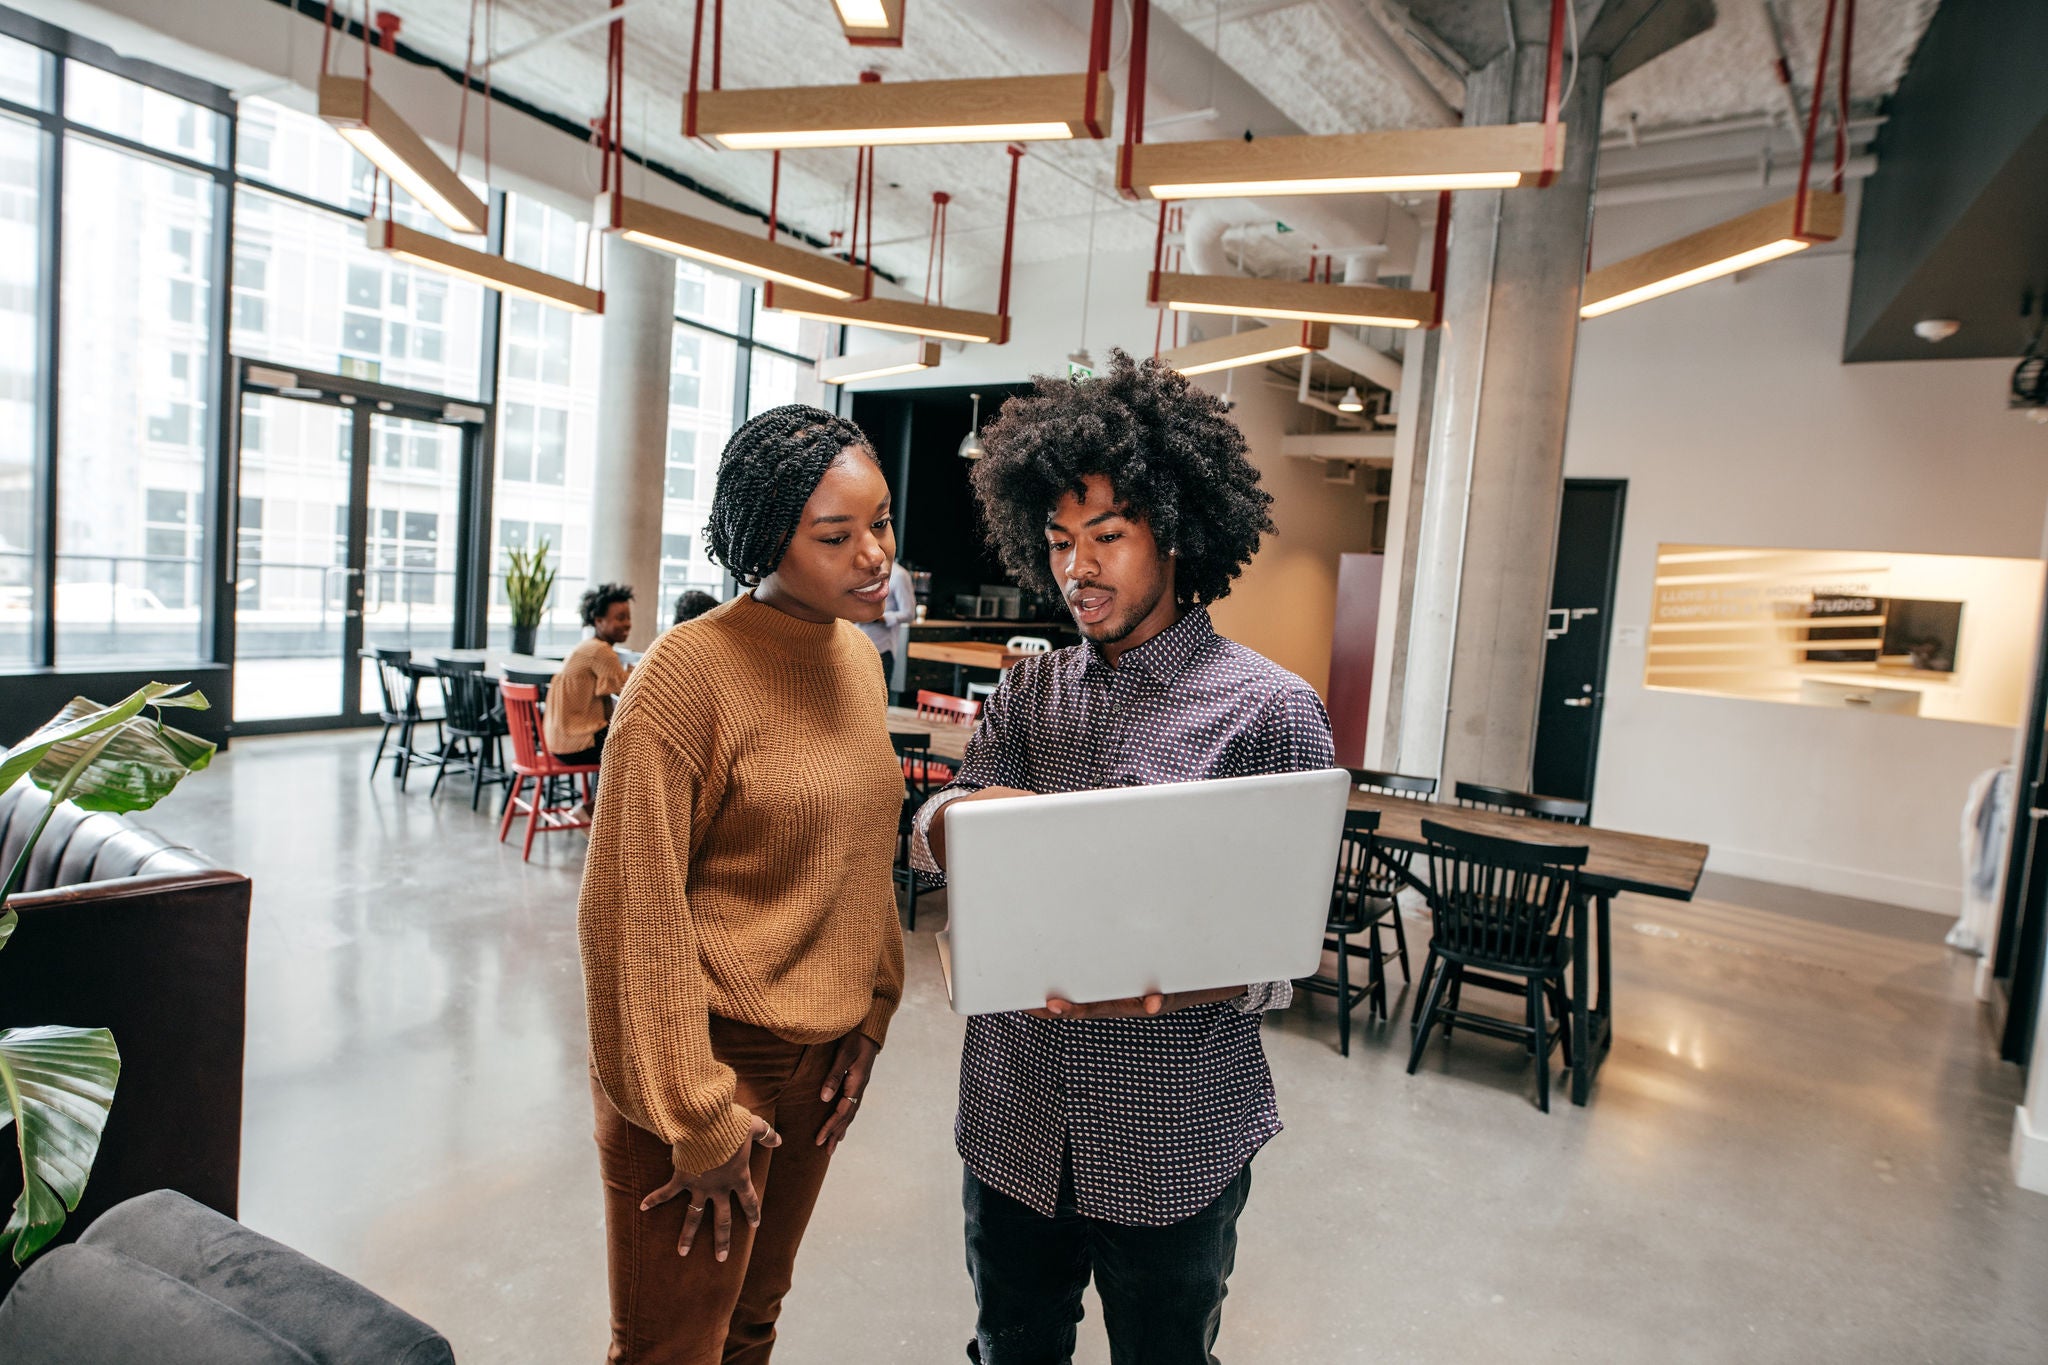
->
xmin=1532 ymin=479 xmax=1626 ymax=810
xmin=1988 ymin=584 xmax=2048 ymax=1066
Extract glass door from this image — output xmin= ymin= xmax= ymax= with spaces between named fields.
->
xmin=229 ymin=363 xmax=485 ymax=732
xmin=231 ymin=390 xmax=358 ymax=724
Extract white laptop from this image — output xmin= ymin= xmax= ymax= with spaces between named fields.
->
xmin=934 ymin=768 xmax=1352 ymax=1016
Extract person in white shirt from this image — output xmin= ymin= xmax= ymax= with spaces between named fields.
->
xmin=856 ymin=560 xmax=915 ymax=699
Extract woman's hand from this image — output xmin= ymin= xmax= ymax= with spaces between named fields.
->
xmin=814 ymin=1032 xmax=881 ymax=1155
xmin=638 ymin=1116 xmax=781 ymax=1262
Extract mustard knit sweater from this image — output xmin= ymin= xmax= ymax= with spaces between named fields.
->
xmin=578 ymin=593 xmax=905 ymax=1172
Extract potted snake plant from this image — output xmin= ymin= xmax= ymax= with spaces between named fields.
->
xmin=505 ymin=539 xmax=556 ymax=657
xmin=0 ymin=683 xmax=214 ymax=1265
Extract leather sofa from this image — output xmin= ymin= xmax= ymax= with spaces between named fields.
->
xmin=0 ymin=782 xmax=251 ymax=1295
xmin=0 ymin=1189 xmax=455 ymax=1363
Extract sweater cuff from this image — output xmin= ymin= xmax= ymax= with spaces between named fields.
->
xmin=857 ymin=994 xmax=897 ymax=1050
xmin=669 ymin=1102 xmax=757 ymax=1176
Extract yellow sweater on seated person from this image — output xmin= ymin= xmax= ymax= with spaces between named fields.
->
xmin=577 ymin=592 xmax=906 ymax=1172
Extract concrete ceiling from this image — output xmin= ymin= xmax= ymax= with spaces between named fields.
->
xmin=356 ymin=0 xmax=1945 ymax=289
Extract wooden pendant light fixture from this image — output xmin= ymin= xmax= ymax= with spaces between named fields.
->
xmin=1161 ymin=321 xmax=1330 ymax=377
xmin=820 ymin=338 xmax=943 ymax=384
xmin=764 ymin=145 xmax=1025 ymax=345
xmin=320 ymin=74 xmax=487 ymax=236
xmin=367 ymin=219 xmax=604 ymax=314
xmin=595 ymin=6 xmax=870 ymax=300
xmin=1579 ymin=0 xmax=1857 ymax=319
xmin=1115 ymin=0 xmax=1570 ymax=200
xmin=1148 ymin=194 xmax=1455 ymax=335
xmin=684 ymin=0 xmax=1118 ymax=149
xmin=330 ymin=2 xmax=602 ymax=313
xmin=832 ymin=0 xmax=905 ymax=47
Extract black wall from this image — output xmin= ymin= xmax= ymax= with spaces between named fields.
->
xmin=852 ymin=384 xmax=1038 ymax=611
xmin=1 ymin=665 xmax=233 ymax=750
xmin=1846 ymin=0 xmax=2048 ymax=361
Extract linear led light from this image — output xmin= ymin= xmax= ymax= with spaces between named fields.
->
xmin=1121 ymin=125 xmax=1556 ymax=201
xmin=820 ymin=338 xmax=942 ymax=384
xmin=834 ymin=0 xmax=904 ymax=44
xmin=690 ymin=73 xmax=1113 ymax=151
xmin=1580 ymin=191 xmax=1845 ymax=319
xmin=762 ymin=283 xmax=1008 ymax=345
xmin=1151 ymin=272 xmax=1435 ymax=330
xmin=366 ymin=219 xmax=603 ymax=314
xmin=612 ymin=196 xmax=870 ymax=301
xmin=1161 ymin=321 xmax=1331 ymax=377
xmin=319 ymin=75 xmax=487 ymax=236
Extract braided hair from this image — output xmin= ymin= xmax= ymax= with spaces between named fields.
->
xmin=972 ymin=349 xmax=1273 ymax=606
xmin=706 ymin=404 xmax=879 ymax=587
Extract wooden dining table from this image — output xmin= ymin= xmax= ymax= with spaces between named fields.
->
xmin=1347 ymin=791 xmax=1709 ymax=1106
xmin=886 ymin=705 xmax=974 ymax=762
xmin=907 ymin=641 xmax=1037 ymax=695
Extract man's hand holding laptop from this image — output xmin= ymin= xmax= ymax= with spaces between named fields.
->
xmin=931 ymin=785 xmax=1248 ymax=1019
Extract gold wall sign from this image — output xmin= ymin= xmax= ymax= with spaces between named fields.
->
xmin=1646 ymin=544 xmax=2044 ymax=727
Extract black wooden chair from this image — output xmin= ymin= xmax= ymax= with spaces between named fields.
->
xmin=1453 ymin=780 xmax=1590 ymax=825
xmin=891 ymin=732 xmax=936 ymax=930
xmin=368 ymin=648 xmax=440 ymax=790
xmin=1342 ymin=768 xmax=1438 ymax=1004
xmin=1407 ymin=819 xmax=1586 ymax=1112
xmin=503 ymin=666 xmax=555 ymax=701
xmin=429 ymin=666 xmax=511 ymax=811
xmin=1294 ymin=808 xmax=1385 ymax=1056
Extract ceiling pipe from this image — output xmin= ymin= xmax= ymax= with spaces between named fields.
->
xmin=1594 ymin=154 xmax=1876 ymax=207
xmin=1315 ymin=0 xmax=1460 ymax=126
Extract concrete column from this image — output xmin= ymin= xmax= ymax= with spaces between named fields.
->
xmin=587 ymin=234 xmax=675 ymax=652
xmin=1391 ymin=23 xmax=1606 ymax=788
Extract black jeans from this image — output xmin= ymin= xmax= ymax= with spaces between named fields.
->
xmin=963 ymin=1157 xmax=1252 ymax=1365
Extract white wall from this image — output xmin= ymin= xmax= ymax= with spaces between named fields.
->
xmin=1566 ymin=200 xmax=2048 ymax=913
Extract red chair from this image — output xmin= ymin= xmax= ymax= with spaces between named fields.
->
xmin=911 ymin=690 xmax=980 ymax=783
xmin=498 ymin=682 xmax=600 ymax=861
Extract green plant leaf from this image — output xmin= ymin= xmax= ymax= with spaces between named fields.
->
xmin=0 ymin=1025 xmax=121 ymax=1266
xmin=27 ymin=698 xmax=216 ymax=815
xmin=0 ymin=683 xmax=191 ymax=794
xmin=0 ymin=910 xmax=14 ymax=952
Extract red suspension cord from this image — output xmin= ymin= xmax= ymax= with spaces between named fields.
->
xmin=1084 ymin=0 xmax=1113 ymax=139
xmin=767 ymin=150 xmax=781 ymax=243
xmin=1427 ymin=191 xmax=1452 ymax=328
xmin=1833 ymin=0 xmax=1856 ymax=193
xmin=1793 ymin=0 xmax=1840 ymax=238
xmin=1537 ymin=0 xmax=1567 ymax=187
xmin=923 ymin=192 xmax=951 ymax=306
xmin=995 ymin=144 xmax=1023 ymax=325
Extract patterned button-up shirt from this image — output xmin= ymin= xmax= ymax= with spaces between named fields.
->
xmin=911 ymin=607 xmax=1336 ymax=1226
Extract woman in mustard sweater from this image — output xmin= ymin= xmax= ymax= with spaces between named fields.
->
xmin=579 ymin=406 xmax=905 ymax=1364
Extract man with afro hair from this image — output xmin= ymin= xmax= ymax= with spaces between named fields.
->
xmin=911 ymin=350 xmax=1335 ymax=1364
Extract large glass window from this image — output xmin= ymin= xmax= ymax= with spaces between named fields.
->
xmin=0 ymin=32 xmax=46 ymax=108
xmin=490 ymin=194 xmax=602 ymax=651
xmin=0 ymin=110 xmax=42 ymax=666
xmin=54 ymin=135 xmax=216 ymax=664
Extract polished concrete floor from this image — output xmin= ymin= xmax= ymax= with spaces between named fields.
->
xmin=139 ymin=731 xmax=2048 ymax=1364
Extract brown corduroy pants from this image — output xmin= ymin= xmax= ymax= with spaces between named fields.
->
xmin=592 ymin=1016 xmax=842 ymax=1365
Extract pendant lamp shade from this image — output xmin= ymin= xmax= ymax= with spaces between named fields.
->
xmin=319 ymin=75 xmax=488 ymax=236
xmin=762 ymin=283 xmax=1009 ymax=345
xmin=820 ymin=338 xmax=942 ymax=385
xmin=959 ymin=392 xmax=986 ymax=459
xmin=366 ymin=219 xmax=603 ymax=314
xmin=1337 ymin=385 xmax=1364 ymax=412
xmin=1151 ymin=272 xmax=1436 ymax=330
xmin=688 ymin=73 xmax=1114 ymax=151
xmin=1121 ymin=124 xmax=1559 ymax=201
xmin=1160 ymin=321 xmax=1330 ymax=377
xmin=834 ymin=0 xmax=905 ymax=45
xmin=1580 ymin=191 xmax=1845 ymax=319
xmin=610 ymin=196 xmax=871 ymax=301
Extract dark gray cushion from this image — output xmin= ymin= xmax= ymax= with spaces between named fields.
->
xmin=0 ymin=783 xmax=45 ymax=884
xmin=82 ymin=1191 xmax=454 ymax=1365
xmin=21 ymin=799 xmax=92 ymax=891
xmin=0 ymin=1243 xmax=319 ymax=1365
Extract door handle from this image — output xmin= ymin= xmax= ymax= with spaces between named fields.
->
xmin=2030 ymin=808 xmax=2048 ymax=822
xmin=1563 ymin=698 xmax=1592 ymax=708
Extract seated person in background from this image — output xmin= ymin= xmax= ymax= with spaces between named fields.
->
xmin=672 ymin=588 xmax=719 ymax=626
xmin=546 ymin=582 xmax=634 ymax=766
